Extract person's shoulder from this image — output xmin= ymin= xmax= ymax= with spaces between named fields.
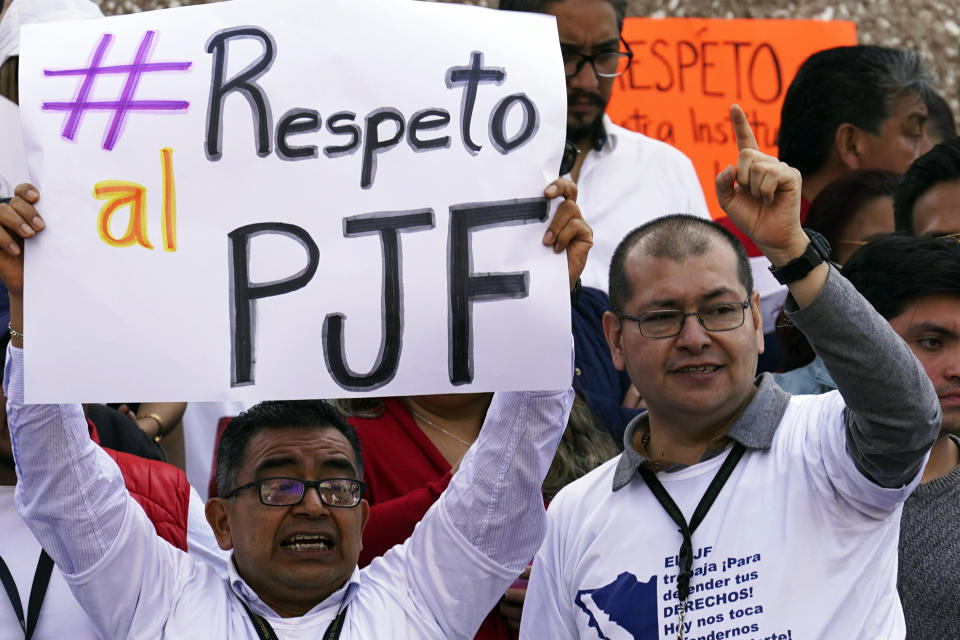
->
xmin=771 ymin=388 xmax=847 ymax=447
xmin=783 ymin=388 xmax=845 ymax=417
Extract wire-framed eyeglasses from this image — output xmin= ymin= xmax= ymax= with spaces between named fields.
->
xmin=617 ymin=299 xmax=752 ymax=338
xmin=562 ymin=37 xmax=633 ymax=78
xmin=225 ymin=477 xmax=367 ymax=508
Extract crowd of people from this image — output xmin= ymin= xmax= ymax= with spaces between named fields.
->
xmin=0 ymin=0 xmax=958 ymax=638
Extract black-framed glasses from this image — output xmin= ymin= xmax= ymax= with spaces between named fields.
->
xmin=617 ymin=299 xmax=752 ymax=338
xmin=562 ymin=37 xmax=633 ymax=78
xmin=225 ymin=477 xmax=367 ymax=508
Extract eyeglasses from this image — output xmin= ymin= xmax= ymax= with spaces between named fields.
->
xmin=562 ymin=38 xmax=633 ymax=78
xmin=225 ymin=477 xmax=367 ymax=508
xmin=617 ymin=299 xmax=752 ymax=338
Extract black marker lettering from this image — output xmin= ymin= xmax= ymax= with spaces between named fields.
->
xmin=447 ymin=198 xmax=547 ymax=385
xmin=323 ymin=210 xmax=435 ymax=391
xmin=408 ymin=108 xmax=452 ymax=152
xmin=205 ymin=27 xmax=276 ymax=160
xmin=323 ymin=111 xmax=361 ymax=158
xmin=489 ymin=93 xmax=539 ymax=154
xmin=361 ymin=108 xmax=405 ymax=189
xmin=446 ymin=51 xmax=505 ymax=155
xmin=276 ymin=108 xmax=320 ymax=160
xmin=228 ymin=223 xmax=319 ymax=386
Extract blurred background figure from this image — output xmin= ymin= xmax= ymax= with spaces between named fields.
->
xmin=778 ymin=45 xmax=931 ymax=209
xmin=842 ymin=234 xmax=960 ymax=639
xmin=894 ymin=137 xmax=960 ymax=237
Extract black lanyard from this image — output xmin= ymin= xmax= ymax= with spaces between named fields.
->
xmin=239 ymin=597 xmax=347 ymax=640
xmin=637 ymin=443 xmax=746 ymax=603
xmin=0 ymin=550 xmax=55 ymax=640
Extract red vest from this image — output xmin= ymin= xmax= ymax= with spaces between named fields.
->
xmin=89 ymin=420 xmax=190 ymax=551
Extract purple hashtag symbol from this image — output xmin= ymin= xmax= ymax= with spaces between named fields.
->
xmin=42 ymin=31 xmax=191 ymax=151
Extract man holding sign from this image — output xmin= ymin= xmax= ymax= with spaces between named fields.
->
xmin=0 ymin=177 xmax=590 ymax=638
xmin=520 ymin=106 xmax=940 ymax=639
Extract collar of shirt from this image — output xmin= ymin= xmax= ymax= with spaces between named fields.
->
xmin=227 ymin=555 xmax=361 ymax=619
xmin=612 ymin=372 xmax=791 ymax=491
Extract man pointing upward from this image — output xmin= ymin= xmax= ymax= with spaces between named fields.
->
xmin=520 ymin=106 xmax=939 ymax=639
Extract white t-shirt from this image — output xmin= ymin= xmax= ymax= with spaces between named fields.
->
xmin=570 ymin=117 xmax=709 ymax=292
xmin=522 ymin=391 xmax=920 ymax=640
xmin=0 ymin=486 xmax=93 ymax=640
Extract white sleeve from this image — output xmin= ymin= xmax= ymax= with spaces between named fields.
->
xmin=802 ymin=392 xmax=924 ymax=519
xmin=679 ymin=155 xmax=710 ymax=219
xmin=185 ymin=485 xmax=229 ymax=575
xmin=6 ymin=344 xmax=126 ymax=574
xmin=5 ymin=344 xmax=198 ymax=638
xmin=365 ymin=387 xmax=574 ymax=639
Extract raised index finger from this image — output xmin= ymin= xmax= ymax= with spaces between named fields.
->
xmin=730 ymin=104 xmax=759 ymax=152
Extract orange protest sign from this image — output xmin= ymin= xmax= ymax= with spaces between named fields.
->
xmin=606 ymin=18 xmax=857 ymax=219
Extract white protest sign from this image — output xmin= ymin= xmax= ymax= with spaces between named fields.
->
xmin=0 ymin=96 xmax=29 ymax=197
xmin=18 ymin=0 xmax=570 ymax=402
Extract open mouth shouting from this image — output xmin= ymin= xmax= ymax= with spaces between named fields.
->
xmin=281 ymin=533 xmax=335 ymax=553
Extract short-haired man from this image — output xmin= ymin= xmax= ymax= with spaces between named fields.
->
xmin=893 ymin=136 xmax=960 ymax=236
xmin=841 ymin=234 xmax=960 ymax=638
xmin=499 ymin=0 xmax=709 ymax=292
xmin=779 ymin=45 xmax=932 ymax=209
xmin=0 ymin=178 xmax=592 ymax=638
xmin=520 ymin=107 xmax=939 ymax=638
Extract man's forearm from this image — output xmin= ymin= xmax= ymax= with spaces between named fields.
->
xmin=442 ymin=387 xmax=573 ymax=570
xmin=5 ymin=345 xmax=128 ymax=574
xmin=785 ymin=267 xmax=940 ymax=487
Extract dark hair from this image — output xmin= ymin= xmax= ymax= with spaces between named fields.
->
xmin=842 ymin=234 xmax=960 ymax=319
xmin=925 ymin=91 xmax=957 ymax=145
xmin=215 ymin=400 xmax=363 ymax=498
xmin=778 ymin=46 xmax=931 ymax=176
xmin=0 ymin=56 xmax=18 ymax=105
xmin=608 ymin=214 xmax=753 ymax=311
xmin=894 ymin=137 xmax=960 ymax=233
xmin=498 ymin=0 xmax=627 ymax=32
xmin=805 ymin=169 xmax=902 ymax=252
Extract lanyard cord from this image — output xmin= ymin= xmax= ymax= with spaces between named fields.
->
xmin=0 ymin=550 xmax=54 ymax=640
xmin=238 ymin=597 xmax=348 ymax=640
xmin=636 ymin=442 xmax=746 ymax=640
